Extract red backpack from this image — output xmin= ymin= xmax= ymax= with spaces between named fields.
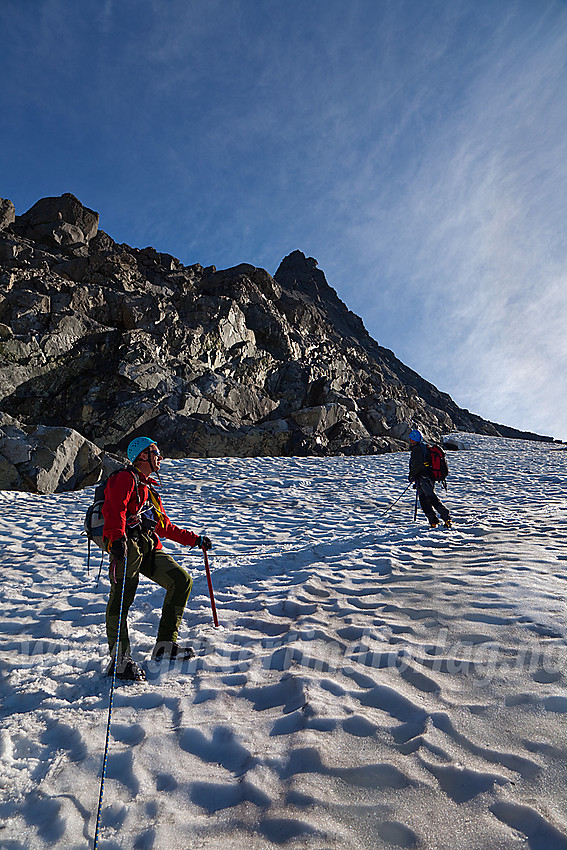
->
xmin=427 ymin=445 xmax=449 ymax=488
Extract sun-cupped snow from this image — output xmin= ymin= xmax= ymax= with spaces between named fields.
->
xmin=1 ymin=433 xmax=567 ymax=849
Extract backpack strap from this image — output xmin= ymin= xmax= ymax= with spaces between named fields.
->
xmin=122 ymin=465 xmax=141 ymax=494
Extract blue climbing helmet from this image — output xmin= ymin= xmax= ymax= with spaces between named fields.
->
xmin=408 ymin=429 xmax=422 ymax=442
xmin=127 ymin=436 xmax=159 ymax=463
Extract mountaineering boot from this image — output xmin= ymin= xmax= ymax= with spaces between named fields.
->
xmin=429 ymin=518 xmax=439 ymax=529
xmin=152 ymin=641 xmax=195 ymax=662
xmin=443 ymin=519 xmax=452 ymax=529
xmin=107 ymin=656 xmax=146 ymax=681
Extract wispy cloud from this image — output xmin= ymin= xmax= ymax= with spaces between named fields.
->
xmin=326 ymin=3 xmax=567 ymax=438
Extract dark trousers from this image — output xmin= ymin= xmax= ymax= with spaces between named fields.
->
xmin=416 ymin=476 xmax=450 ymax=524
xmin=106 ymin=531 xmax=192 ymax=659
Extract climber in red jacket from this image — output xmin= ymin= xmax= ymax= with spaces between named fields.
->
xmin=102 ymin=436 xmax=212 ymax=680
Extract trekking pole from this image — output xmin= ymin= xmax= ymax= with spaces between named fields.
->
xmin=377 ymin=482 xmax=413 ymax=517
xmin=95 ymin=554 xmax=104 ymax=587
xmin=413 ymin=487 xmax=419 ymax=522
xmin=92 ymin=558 xmax=128 ymax=850
xmin=202 ymin=545 xmax=219 ymax=627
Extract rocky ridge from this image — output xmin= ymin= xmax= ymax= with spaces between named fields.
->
xmin=0 ymin=193 xmax=550 ymax=492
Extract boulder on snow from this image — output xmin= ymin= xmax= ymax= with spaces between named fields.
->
xmin=0 ymin=414 xmax=121 ymax=493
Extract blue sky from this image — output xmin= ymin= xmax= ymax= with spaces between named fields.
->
xmin=2 ymin=0 xmax=566 ymax=440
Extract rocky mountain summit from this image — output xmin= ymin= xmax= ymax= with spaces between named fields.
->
xmin=0 ymin=193 xmax=550 ymax=492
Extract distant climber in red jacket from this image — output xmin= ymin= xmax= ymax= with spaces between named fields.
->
xmin=102 ymin=436 xmax=212 ymax=680
xmin=408 ymin=429 xmax=451 ymax=530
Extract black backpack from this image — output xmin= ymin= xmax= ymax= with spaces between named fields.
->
xmin=84 ymin=466 xmax=141 ymax=570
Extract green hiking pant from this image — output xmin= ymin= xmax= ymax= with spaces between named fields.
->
xmin=106 ymin=530 xmax=193 ymax=659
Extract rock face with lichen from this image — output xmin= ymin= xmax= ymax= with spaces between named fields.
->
xmin=0 ymin=193 xmax=550 ymax=492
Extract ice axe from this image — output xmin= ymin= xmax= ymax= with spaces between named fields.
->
xmin=200 ymin=537 xmax=219 ymax=627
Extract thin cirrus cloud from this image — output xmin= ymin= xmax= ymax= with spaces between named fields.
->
xmin=328 ymin=6 xmax=567 ymax=439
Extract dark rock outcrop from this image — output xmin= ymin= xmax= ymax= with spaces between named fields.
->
xmin=0 ymin=193 xmax=552 ymax=491
xmin=0 ymin=199 xmax=15 ymax=231
xmin=12 ymin=192 xmax=99 ymax=249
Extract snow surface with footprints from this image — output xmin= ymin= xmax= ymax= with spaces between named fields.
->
xmin=1 ymin=433 xmax=567 ymax=849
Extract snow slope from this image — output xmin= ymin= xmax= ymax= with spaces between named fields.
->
xmin=1 ymin=434 xmax=567 ymax=849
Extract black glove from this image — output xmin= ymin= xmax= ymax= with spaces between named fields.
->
xmin=109 ymin=538 xmax=127 ymax=562
xmin=195 ymin=535 xmax=212 ymax=551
